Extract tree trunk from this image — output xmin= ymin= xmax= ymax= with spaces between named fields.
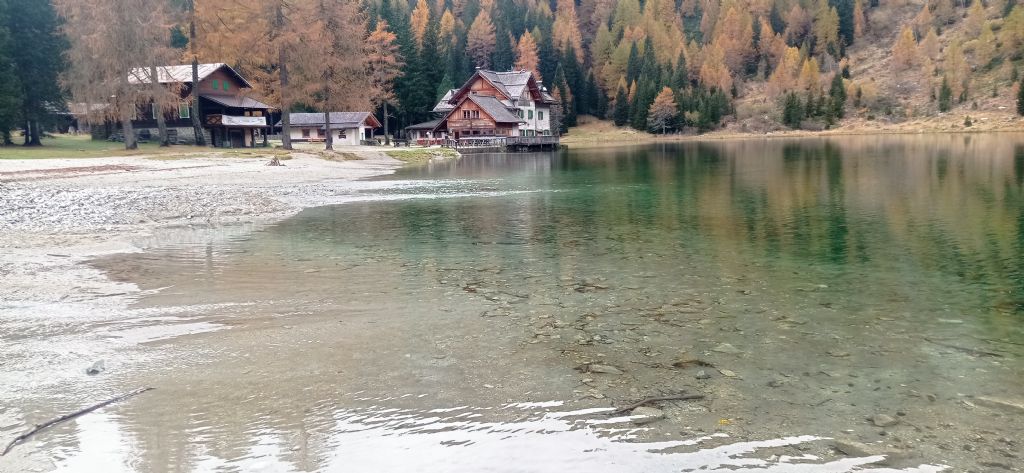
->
xmin=383 ymin=102 xmax=390 ymax=145
xmin=188 ymin=3 xmax=206 ymax=146
xmin=324 ymin=110 xmax=333 ymax=150
xmin=150 ymin=65 xmax=169 ymax=147
xmin=29 ymin=120 xmax=41 ymax=146
xmin=22 ymin=119 xmax=30 ymax=146
xmin=279 ymin=47 xmax=292 ymax=150
xmin=121 ymin=104 xmax=137 ymax=150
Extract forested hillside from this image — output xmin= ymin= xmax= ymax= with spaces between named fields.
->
xmin=2 ymin=0 xmax=1023 ymax=146
xmin=198 ymin=0 xmax=1024 ymax=135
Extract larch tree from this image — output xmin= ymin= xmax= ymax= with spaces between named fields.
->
xmin=439 ymin=8 xmax=456 ymax=47
xmin=812 ymin=0 xmax=840 ymax=56
xmin=913 ymin=4 xmax=933 ymax=36
xmin=919 ymin=27 xmax=940 ymax=61
xmin=853 ymin=0 xmax=867 ymax=39
xmin=767 ymin=46 xmax=802 ymax=96
xmin=944 ymin=40 xmax=970 ymax=100
xmin=56 ymin=0 xmax=179 ymax=150
xmin=713 ymin=7 xmax=755 ymax=75
xmin=552 ymin=0 xmax=583 ymax=57
xmin=699 ymin=43 xmax=734 ymax=94
xmin=366 ymin=20 xmax=404 ymax=144
xmin=196 ymin=0 xmax=306 ymax=149
xmin=467 ymin=9 xmax=496 ymax=67
xmin=294 ymin=0 xmax=372 ymax=150
xmin=966 ymin=0 xmax=986 ymax=37
xmin=892 ymin=26 xmax=918 ymax=70
xmin=799 ymin=58 xmax=821 ymax=92
xmin=974 ymin=23 xmax=997 ymax=67
xmin=647 ymin=86 xmax=678 ymax=134
xmin=411 ymin=0 xmax=431 ymax=47
xmin=515 ymin=31 xmax=541 ymax=79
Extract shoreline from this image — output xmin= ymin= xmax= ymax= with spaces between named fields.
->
xmin=561 ymin=115 xmax=1024 ymax=148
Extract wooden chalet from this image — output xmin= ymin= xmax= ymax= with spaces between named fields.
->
xmin=127 ymin=63 xmax=274 ymax=147
xmin=405 ymin=69 xmax=558 ymax=150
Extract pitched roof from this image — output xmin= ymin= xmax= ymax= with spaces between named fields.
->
xmin=128 ymin=63 xmax=252 ymax=88
xmin=405 ymin=118 xmax=443 ymax=130
xmin=432 ymin=89 xmax=457 ymax=113
xmin=276 ymin=112 xmax=381 ymax=128
xmin=466 ymin=94 xmax=522 ymax=123
xmin=478 ymin=70 xmax=532 ymax=100
xmin=202 ymin=94 xmax=273 ymax=110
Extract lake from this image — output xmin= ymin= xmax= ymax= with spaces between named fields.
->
xmin=8 ymin=134 xmax=1024 ymax=472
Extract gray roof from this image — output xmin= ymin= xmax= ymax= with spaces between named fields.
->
xmin=276 ymin=112 xmax=377 ymax=128
xmin=432 ymin=89 xmax=457 ymax=113
xmin=464 ymin=94 xmax=522 ymax=123
xmin=202 ymin=94 xmax=273 ymax=110
xmin=405 ymin=118 xmax=443 ymax=130
xmin=128 ymin=63 xmax=252 ymax=88
xmin=478 ymin=70 xmax=533 ymax=100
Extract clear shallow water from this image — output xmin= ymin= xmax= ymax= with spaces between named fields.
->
xmin=6 ymin=134 xmax=1024 ymax=472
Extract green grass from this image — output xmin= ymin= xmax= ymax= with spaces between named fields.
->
xmin=384 ymin=147 xmax=460 ymax=166
xmin=0 ymin=134 xmax=286 ymax=159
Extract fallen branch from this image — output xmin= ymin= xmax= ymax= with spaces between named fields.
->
xmin=2 ymin=387 xmax=153 ymax=456
xmin=923 ymin=338 xmax=1004 ymax=358
xmin=610 ymin=393 xmax=705 ymax=415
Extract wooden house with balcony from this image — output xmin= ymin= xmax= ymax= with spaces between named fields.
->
xmin=127 ymin=63 xmax=274 ymax=147
xmin=406 ymin=69 xmax=559 ymax=150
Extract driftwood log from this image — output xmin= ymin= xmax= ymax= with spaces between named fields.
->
xmin=610 ymin=393 xmax=705 ymax=415
xmin=1 ymin=387 xmax=154 ymax=456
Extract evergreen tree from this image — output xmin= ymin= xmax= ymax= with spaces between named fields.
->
xmin=7 ymin=0 xmax=66 ymax=146
xmin=834 ymin=0 xmax=855 ymax=47
xmin=0 ymin=0 xmax=21 ymax=145
xmin=783 ymin=91 xmax=804 ymax=128
xmin=626 ymin=42 xmax=641 ymax=83
xmin=828 ymin=72 xmax=846 ymax=119
xmin=672 ymin=52 xmax=689 ymax=90
xmin=613 ymin=86 xmax=630 ymax=126
xmin=939 ymin=76 xmax=953 ymax=112
xmin=1017 ymin=81 xmax=1024 ymax=116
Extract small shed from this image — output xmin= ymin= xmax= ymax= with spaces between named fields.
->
xmin=404 ymin=118 xmax=447 ymax=145
xmin=279 ymin=112 xmax=381 ymax=146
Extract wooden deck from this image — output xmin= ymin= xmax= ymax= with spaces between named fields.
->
xmin=444 ymin=135 xmax=560 ymax=153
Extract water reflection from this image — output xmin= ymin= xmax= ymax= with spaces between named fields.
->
xmin=48 ymin=398 xmax=946 ymax=473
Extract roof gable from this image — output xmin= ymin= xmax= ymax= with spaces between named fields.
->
xmin=450 ymin=69 xmax=553 ymax=105
xmin=128 ymin=63 xmax=252 ymax=88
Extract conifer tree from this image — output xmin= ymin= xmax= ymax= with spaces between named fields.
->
xmin=515 ymin=31 xmax=541 ymax=79
xmin=467 ymin=9 xmax=496 ymax=67
xmin=6 ymin=0 xmax=65 ymax=146
xmin=939 ymin=76 xmax=953 ymax=112
xmin=0 ymin=0 xmax=20 ymax=145
xmin=829 ymin=72 xmax=846 ymax=119
xmin=1017 ymin=81 xmax=1024 ymax=116
xmin=892 ymin=26 xmax=917 ymax=70
xmin=613 ymin=85 xmax=630 ymax=126
xmin=783 ymin=91 xmax=804 ymax=128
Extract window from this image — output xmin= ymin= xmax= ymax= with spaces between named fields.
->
xmin=473 ymin=110 xmax=480 ymax=118
xmin=538 ymin=111 xmax=544 ymax=120
xmin=463 ymin=110 xmax=470 ymax=119
xmin=317 ymin=128 xmax=325 ymax=137
xmin=178 ymin=103 xmax=190 ymax=119
xmin=223 ymin=81 xmax=229 ymax=91
xmin=212 ymin=79 xmax=219 ymax=89
xmin=302 ymin=128 xmax=310 ymax=138
xmin=528 ymin=110 xmax=534 ymax=119
xmin=338 ymin=130 xmax=346 ymax=139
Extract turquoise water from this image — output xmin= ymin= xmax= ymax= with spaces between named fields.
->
xmin=30 ymin=135 xmax=1024 ymax=472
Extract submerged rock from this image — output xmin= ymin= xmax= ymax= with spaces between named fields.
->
xmin=86 ymin=360 xmax=105 ymax=375
xmin=695 ymin=370 xmax=711 ymax=380
xmin=871 ymin=414 xmax=900 ymax=427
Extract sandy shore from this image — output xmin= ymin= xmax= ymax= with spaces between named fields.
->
xmin=0 ymin=148 xmax=406 ymax=326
